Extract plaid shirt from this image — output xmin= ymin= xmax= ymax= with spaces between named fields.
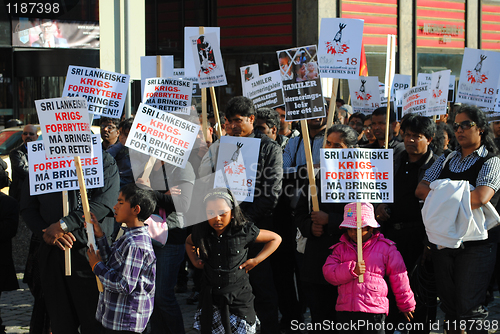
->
xmin=423 ymin=146 xmax=500 ymax=191
xmin=93 ymin=226 xmax=156 ymax=332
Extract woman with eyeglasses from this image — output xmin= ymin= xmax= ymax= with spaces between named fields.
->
xmin=415 ymin=105 xmax=500 ymax=334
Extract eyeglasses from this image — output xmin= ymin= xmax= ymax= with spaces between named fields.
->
xmin=349 ymin=121 xmax=363 ymax=127
xmin=363 ymin=126 xmax=372 ymax=130
xmin=101 ymin=124 xmax=117 ymax=130
xmin=453 ymin=120 xmax=476 ymax=132
xmin=23 ymin=132 xmax=36 ymax=136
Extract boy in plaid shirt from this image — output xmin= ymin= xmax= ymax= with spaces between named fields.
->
xmin=87 ymin=183 xmax=156 ymax=334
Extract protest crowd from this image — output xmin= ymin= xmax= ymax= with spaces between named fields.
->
xmin=2 ymin=22 xmax=500 ymax=334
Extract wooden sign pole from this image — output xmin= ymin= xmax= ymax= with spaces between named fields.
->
xmin=63 ymin=190 xmax=71 ymax=276
xmin=209 ymin=87 xmax=223 ymax=138
xmin=74 ymin=156 xmax=103 ymax=292
xmin=356 ymin=202 xmax=364 ymax=283
xmin=300 ymin=120 xmax=319 ymax=211
xmin=199 ymin=26 xmax=209 ymax=143
xmin=384 ymin=35 xmax=396 ymax=149
xmin=323 ymin=79 xmax=339 ymax=147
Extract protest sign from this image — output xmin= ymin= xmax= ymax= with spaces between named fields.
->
xmin=188 ymin=31 xmax=227 ymax=88
xmin=456 ymin=48 xmax=500 ymax=108
xmin=379 ymin=82 xmax=387 ymax=107
xmin=62 ymin=66 xmax=130 ymax=119
xmin=173 ymin=68 xmax=201 ymax=98
xmin=391 ymin=74 xmax=412 ymax=103
xmin=317 ymin=18 xmax=364 ymax=79
xmin=384 ymin=35 xmax=396 ymax=98
xmin=401 ymin=85 xmax=430 ymax=117
xmin=35 ymin=97 xmax=92 ymax=157
xmin=28 ymin=135 xmax=103 ymax=195
xmin=348 ymin=76 xmax=380 ymax=114
xmin=241 ymin=64 xmax=259 ymax=97
xmin=126 ymin=103 xmax=200 ymax=169
xmin=417 ymin=73 xmax=432 ymax=87
xmin=142 ymin=78 xmax=193 ymax=115
xmin=184 ymin=27 xmax=220 ymax=78
xmin=320 ymin=148 xmax=393 ymax=203
xmin=276 ymin=45 xmax=325 ymax=121
xmin=426 ymin=70 xmax=451 ymax=116
xmin=214 ymin=136 xmax=260 ymax=203
xmin=243 ymin=70 xmax=284 ymax=109
xmin=140 ymin=56 xmax=174 ymax=98
xmin=449 ymin=75 xmax=456 ymax=103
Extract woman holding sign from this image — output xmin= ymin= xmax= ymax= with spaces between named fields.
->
xmin=416 ymin=105 xmax=500 ymax=334
xmin=293 ymin=124 xmax=358 ymax=333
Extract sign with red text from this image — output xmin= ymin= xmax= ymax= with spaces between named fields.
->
xmin=427 ymin=70 xmax=451 ymax=116
xmin=318 ymin=18 xmax=364 ymax=79
xmin=401 ymin=85 xmax=429 ymax=117
xmin=320 ymin=148 xmax=393 ymax=203
xmin=28 ymin=135 xmax=103 ymax=195
xmin=184 ymin=27 xmax=220 ymax=78
xmin=214 ymin=136 xmax=261 ymax=203
xmin=125 ymin=103 xmax=200 ymax=169
xmin=457 ymin=48 xmax=500 ymax=108
xmin=241 ymin=64 xmax=259 ymax=97
xmin=142 ymin=78 xmax=193 ymax=115
xmin=35 ymin=97 xmax=92 ymax=157
xmin=348 ymin=76 xmax=381 ymax=114
xmin=62 ymin=66 xmax=130 ymax=119
xmin=188 ymin=32 xmax=227 ymax=88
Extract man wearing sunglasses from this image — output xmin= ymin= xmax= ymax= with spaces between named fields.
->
xmin=9 ymin=124 xmax=38 ymax=202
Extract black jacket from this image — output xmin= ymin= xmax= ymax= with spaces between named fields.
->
xmin=9 ymin=144 xmax=28 ymax=201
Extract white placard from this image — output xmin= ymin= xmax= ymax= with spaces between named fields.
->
xmin=320 ymin=148 xmax=393 ymax=203
xmin=457 ymin=48 xmax=500 ymax=108
xmin=214 ymin=136 xmax=261 ymax=203
xmin=35 ymin=97 xmax=92 ymax=157
xmin=243 ymin=70 xmax=284 ymax=109
xmin=62 ymin=66 xmax=130 ymax=119
xmin=348 ymin=76 xmax=381 ymax=114
xmin=391 ymin=74 xmax=412 ymax=102
xmin=427 ymin=70 xmax=451 ymax=116
xmin=28 ymin=135 xmax=103 ymax=195
xmin=142 ymin=78 xmax=193 ymax=115
xmin=140 ymin=56 xmax=174 ymax=99
xmin=318 ymin=18 xmax=364 ymax=79
xmin=125 ymin=103 xmax=200 ymax=169
xmin=184 ymin=27 xmax=220 ymax=77
xmin=188 ymin=32 xmax=227 ymax=88
xmin=384 ymin=35 xmax=396 ymax=97
xmin=417 ymin=73 xmax=432 ymax=87
xmin=401 ymin=85 xmax=430 ymax=117
xmin=241 ymin=64 xmax=260 ymax=97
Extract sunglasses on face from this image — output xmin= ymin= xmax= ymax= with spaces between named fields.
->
xmin=23 ymin=132 xmax=36 ymax=136
xmin=453 ymin=120 xmax=476 ymax=132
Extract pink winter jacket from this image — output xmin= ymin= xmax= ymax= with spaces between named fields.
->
xmin=322 ymin=232 xmax=415 ymax=315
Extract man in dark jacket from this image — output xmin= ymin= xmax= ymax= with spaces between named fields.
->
xmin=375 ymin=114 xmax=437 ymax=333
xmin=9 ymin=124 xmax=38 ymax=201
xmin=363 ymin=107 xmax=405 ymax=161
xmin=198 ymin=96 xmax=283 ymax=334
xmin=20 ymin=150 xmax=120 ymax=334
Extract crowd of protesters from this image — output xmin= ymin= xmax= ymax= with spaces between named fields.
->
xmin=1 ymin=95 xmax=500 ymax=334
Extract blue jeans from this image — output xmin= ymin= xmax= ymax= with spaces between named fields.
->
xmin=149 ymin=244 xmax=186 ymax=334
xmin=432 ymin=242 xmax=496 ymax=326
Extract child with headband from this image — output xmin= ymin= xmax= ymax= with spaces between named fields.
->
xmin=185 ymin=188 xmax=281 ymax=334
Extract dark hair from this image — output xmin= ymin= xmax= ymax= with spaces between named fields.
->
xmin=372 ymin=106 xmax=396 ymax=123
xmin=336 ymin=98 xmax=345 ymax=105
xmin=100 ymin=117 xmax=120 ymax=127
xmin=401 ymin=115 xmax=436 ymax=140
xmin=256 ymin=108 xmax=280 ymax=130
xmin=118 ymin=117 xmax=134 ymax=133
xmin=349 ymin=112 xmax=365 ymax=123
xmin=326 ymin=124 xmax=358 ymax=148
xmin=192 ymin=188 xmax=248 ymax=260
xmin=456 ymin=104 xmax=499 ymax=155
xmin=119 ymin=183 xmax=156 ymax=222
xmin=225 ymin=96 xmax=256 ymax=119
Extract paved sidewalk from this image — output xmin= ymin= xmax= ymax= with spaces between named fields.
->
xmin=2 ymin=272 xmax=500 ymax=333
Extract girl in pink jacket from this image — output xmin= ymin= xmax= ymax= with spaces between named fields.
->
xmin=323 ymin=202 xmax=415 ymax=333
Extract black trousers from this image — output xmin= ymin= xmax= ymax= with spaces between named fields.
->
xmin=39 ymin=244 xmax=102 ymax=334
xmin=249 ymin=244 xmax=279 ymax=334
xmin=337 ymin=311 xmax=386 ymax=334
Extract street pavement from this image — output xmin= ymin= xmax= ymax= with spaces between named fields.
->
xmin=2 ymin=272 xmax=500 ymax=333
